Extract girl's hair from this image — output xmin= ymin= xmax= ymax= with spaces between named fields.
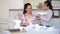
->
xmin=44 ymin=1 xmax=53 ymax=10
xmin=23 ymin=3 xmax=31 ymax=14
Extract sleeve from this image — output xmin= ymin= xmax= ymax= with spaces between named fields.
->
xmin=40 ymin=11 xmax=52 ymax=22
xmin=32 ymin=16 xmax=37 ymax=24
xmin=18 ymin=14 xmax=23 ymax=20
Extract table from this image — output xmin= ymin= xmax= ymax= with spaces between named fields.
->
xmin=10 ymin=29 xmax=60 ymax=34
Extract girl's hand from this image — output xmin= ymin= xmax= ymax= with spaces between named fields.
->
xmin=20 ymin=22 xmax=29 ymax=27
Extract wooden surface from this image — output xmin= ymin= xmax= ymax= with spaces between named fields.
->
xmin=10 ymin=30 xmax=26 ymax=34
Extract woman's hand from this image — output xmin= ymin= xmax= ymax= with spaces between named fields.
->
xmin=20 ymin=22 xmax=29 ymax=27
xmin=35 ymin=14 xmax=41 ymax=18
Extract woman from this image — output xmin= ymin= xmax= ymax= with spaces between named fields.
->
xmin=19 ymin=3 xmax=36 ymax=27
xmin=36 ymin=1 xmax=53 ymax=26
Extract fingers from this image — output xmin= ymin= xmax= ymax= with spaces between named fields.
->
xmin=36 ymin=14 xmax=41 ymax=18
xmin=20 ymin=22 xmax=29 ymax=27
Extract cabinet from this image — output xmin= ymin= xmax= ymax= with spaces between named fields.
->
xmin=52 ymin=1 xmax=60 ymax=9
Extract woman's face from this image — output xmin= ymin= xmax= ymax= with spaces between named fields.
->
xmin=43 ymin=3 xmax=49 ymax=10
xmin=25 ymin=5 xmax=32 ymax=14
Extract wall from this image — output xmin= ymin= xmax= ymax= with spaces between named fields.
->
xmin=0 ymin=0 xmax=23 ymax=20
xmin=0 ymin=0 xmax=9 ymax=20
xmin=9 ymin=0 xmax=23 ymax=9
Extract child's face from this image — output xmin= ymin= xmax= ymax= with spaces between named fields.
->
xmin=43 ymin=3 xmax=49 ymax=10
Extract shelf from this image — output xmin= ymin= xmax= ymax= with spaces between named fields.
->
xmin=52 ymin=1 xmax=60 ymax=9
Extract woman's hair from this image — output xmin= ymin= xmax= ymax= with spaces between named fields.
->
xmin=23 ymin=3 xmax=31 ymax=14
xmin=44 ymin=1 xmax=53 ymax=10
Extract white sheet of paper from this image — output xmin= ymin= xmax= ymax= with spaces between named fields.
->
xmin=35 ymin=12 xmax=47 ymax=16
xmin=25 ymin=24 xmax=43 ymax=31
xmin=46 ymin=27 xmax=54 ymax=31
xmin=14 ymin=20 xmax=22 ymax=29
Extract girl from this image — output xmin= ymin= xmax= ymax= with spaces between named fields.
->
xmin=19 ymin=3 xmax=36 ymax=27
xmin=36 ymin=1 xmax=53 ymax=26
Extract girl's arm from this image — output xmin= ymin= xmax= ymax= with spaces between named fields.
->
xmin=40 ymin=11 xmax=52 ymax=22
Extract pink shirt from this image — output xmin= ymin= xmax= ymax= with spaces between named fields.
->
xmin=19 ymin=14 xmax=36 ymax=24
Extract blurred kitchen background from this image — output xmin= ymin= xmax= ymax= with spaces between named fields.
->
xmin=0 ymin=0 xmax=60 ymax=32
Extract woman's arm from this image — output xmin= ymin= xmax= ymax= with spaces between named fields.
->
xmin=18 ymin=14 xmax=23 ymax=20
xmin=18 ymin=14 xmax=29 ymax=27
